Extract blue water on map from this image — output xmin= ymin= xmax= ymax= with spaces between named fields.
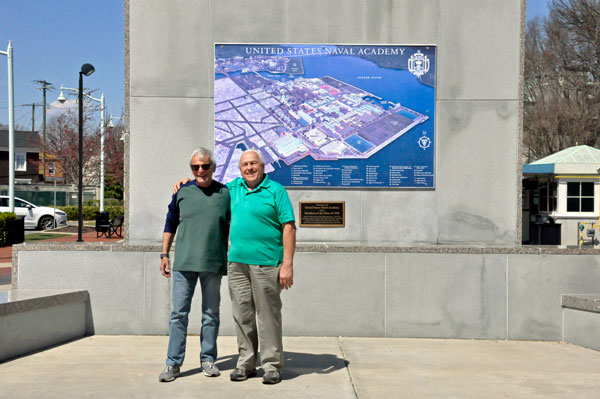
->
xmin=304 ymin=55 xmax=434 ymax=115
xmin=256 ymin=55 xmax=434 ymax=116
xmin=398 ymin=110 xmax=417 ymax=120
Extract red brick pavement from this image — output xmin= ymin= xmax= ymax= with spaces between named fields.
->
xmin=0 ymin=245 xmax=11 ymax=263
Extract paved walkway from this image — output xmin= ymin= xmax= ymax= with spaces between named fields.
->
xmin=0 ymin=336 xmax=599 ymax=398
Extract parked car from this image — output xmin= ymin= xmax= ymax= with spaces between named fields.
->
xmin=0 ymin=196 xmax=68 ymax=230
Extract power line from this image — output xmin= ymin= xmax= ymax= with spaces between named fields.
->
xmin=23 ymin=109 xmax=44 ymax=131
xmin=0 ymin=103 xmax=43 ymax=109
xmin=14 ymin=110 xmax=30 ymax=123
xmin=33 ymin=80 xmax=55 ymax=93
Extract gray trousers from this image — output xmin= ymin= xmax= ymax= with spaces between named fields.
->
xmin=227 ymin=262 xmax=283 ymax=372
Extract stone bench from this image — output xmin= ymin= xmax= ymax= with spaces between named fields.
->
xmin=562 ymin=294 xmax=600 ymax=351
xmin=0 ymin=289 xmax=91 ymax=362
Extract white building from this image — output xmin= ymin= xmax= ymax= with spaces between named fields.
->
xmin=523 ymin=145 xmax=600 ymax=247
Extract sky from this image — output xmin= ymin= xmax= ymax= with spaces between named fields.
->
xmin=0 ymin=0 xmax=124 ymax=130
xmin=0 ymin=0 xmax=547 ymax=130
xmin=527 ymin=0 xmax=551 ymax=21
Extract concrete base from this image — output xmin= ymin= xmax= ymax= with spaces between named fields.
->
xmin=564 ymin=309 xmax=600 ymax=351
xmin=0 ymin=290 xmax=90 ymax=362
xmin=11 ymin=244 xmax=600 ymax=345
xmin=562 ymin=295 xmax=600 ymax=351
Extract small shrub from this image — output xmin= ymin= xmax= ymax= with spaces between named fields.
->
xmin=58 ymin=206 xmax=78 ymax=220
xmin=0 ymin=212 xmax=17 ymax=229
xmin=105 ymin=198 xmax=123 ymax=207
xmin=0 ymin=212 xmax=18 ymax=246
xmin=58 ymin=205 xmax=124 ymax=221
xmin=105 ymin=205 xmax=124 ymax=220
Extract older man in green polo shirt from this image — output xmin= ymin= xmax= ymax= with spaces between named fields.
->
xmin=227 ymin=149 xmax=296 ymax=385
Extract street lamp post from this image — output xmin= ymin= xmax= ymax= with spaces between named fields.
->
xmin=1 ymin=41 xmax=15 ymax=212
xmin=63 ymin=63 xmax=95 ymax=242
xmin=108 ymin=115 xmax=122 ymax=128
xmin=58 ymin=86 xmax=106 ymax=212
xmin=108 ymin=114 xmax=124 ymax=140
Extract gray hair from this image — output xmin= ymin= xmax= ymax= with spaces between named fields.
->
xmin=189 ymin=148 xmax=215 ymax=165
xmin=238 ymin=148 xmax=265 ymax=167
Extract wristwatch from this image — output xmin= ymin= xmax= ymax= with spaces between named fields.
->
xmin=160 ymin=253 xmax=169 ymax=259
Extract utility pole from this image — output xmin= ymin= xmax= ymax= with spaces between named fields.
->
xmin=21 ymin=103 xmax=42 ymax=133
xmin=33 ymin=80 xmax=54 ymax=180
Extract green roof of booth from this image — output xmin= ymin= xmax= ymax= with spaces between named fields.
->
xmin=523 ymin=145 xmax=600 ymax=175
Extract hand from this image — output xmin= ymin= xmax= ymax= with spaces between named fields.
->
xmin=279 ymin=262 xmax=293 ymax=289
xmin=160 ymin=257 xmax=171 ymax=278
xmin=172 ymin=178 xmax=191 ymax=194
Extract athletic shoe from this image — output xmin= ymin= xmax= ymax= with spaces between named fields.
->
xmin=201 ymin=361 xmax=221 ymax=377
xmin=159 ymin=365 xmax=180 ymax=382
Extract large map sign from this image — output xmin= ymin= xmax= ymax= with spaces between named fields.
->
xmin=214 ymin=44 xmax=436 ymax=188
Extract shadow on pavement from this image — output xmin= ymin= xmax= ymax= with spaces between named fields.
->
xmin=182 ymin=352 xmax=347 ymax=381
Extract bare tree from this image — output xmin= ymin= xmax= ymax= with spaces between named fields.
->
xmin=524 ymin=0 xmax=600 ymax=161
xmin=42 ymin=103 xmax=101 ymax=185
xmin=103 ymin=119 xmax=125 ymax=199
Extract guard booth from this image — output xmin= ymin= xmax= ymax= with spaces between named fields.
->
xmin=523 ymin=145 xmax=600 ymax=247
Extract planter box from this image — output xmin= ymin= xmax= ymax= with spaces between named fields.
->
xmin=0 ymin=215 xmax=24 ymax=246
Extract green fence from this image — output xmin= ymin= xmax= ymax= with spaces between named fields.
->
xmin=0 ymin=190 xmax=96 ymax=207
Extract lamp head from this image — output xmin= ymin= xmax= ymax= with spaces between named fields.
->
xmin=57 ymin=85 xmax=67 ymax=104
xmin=80 ymin=63 xmax=95 ymax=77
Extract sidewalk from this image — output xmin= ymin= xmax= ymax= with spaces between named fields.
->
xmin=0 ymin=336 xmax=599 ymax=398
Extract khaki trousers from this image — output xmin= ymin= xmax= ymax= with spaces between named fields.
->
xmin=227 ymin=262 xmax=283 ymax=372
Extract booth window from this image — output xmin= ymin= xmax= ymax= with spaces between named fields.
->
xmin=538 ymin=181 xmax=557 ymax=212
xmin=567 ymin=182 xmax=595 ymax=212
xmin=15 ymin=152 xmax=26 ymax=171
xmin=47 ymin=162 xmax=56 ymax=176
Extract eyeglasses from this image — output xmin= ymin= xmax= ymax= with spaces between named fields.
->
xmin=190 ymin=163 xmax=212 ymax=171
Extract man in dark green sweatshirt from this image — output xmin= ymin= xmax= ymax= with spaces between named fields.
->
xmin=158 ymin=148 xmax=230 ymax=382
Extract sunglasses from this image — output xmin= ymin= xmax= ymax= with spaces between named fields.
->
xmin=190 ymin=163 xmax=212 ymax=171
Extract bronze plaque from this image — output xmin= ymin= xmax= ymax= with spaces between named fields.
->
xmin=299 ymin=201 xmax=345 ymax=227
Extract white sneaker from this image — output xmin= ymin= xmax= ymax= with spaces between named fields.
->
xmin=159 ymin=365 xmax=180 ymax=382
xmin=201 ymin=361 xmax=220 ymax=377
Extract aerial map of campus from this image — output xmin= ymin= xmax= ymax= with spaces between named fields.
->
xmin=214 ymin=44 xmax=436 ymax=188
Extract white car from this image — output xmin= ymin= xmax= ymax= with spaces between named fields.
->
xmin=0 ymin=196 xmax=68 ymax=230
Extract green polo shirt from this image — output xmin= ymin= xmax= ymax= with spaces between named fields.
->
xmin=227 ymin=175 xmax=295 ymax=266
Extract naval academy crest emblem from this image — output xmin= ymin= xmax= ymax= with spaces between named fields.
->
xmin=408 ymin=50 xmax=430 ymax=78
xmin=418 ymin=132 xmax=431 ymax=150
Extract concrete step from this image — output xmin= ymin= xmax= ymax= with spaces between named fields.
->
xmin=0 ymin=289 xmax=90 ymax=362
xmin=562 ymin=294 xmax=600 ymax=351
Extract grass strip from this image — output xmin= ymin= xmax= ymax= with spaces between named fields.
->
xmin=25 ymin=233 xmax=72 ymax=242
